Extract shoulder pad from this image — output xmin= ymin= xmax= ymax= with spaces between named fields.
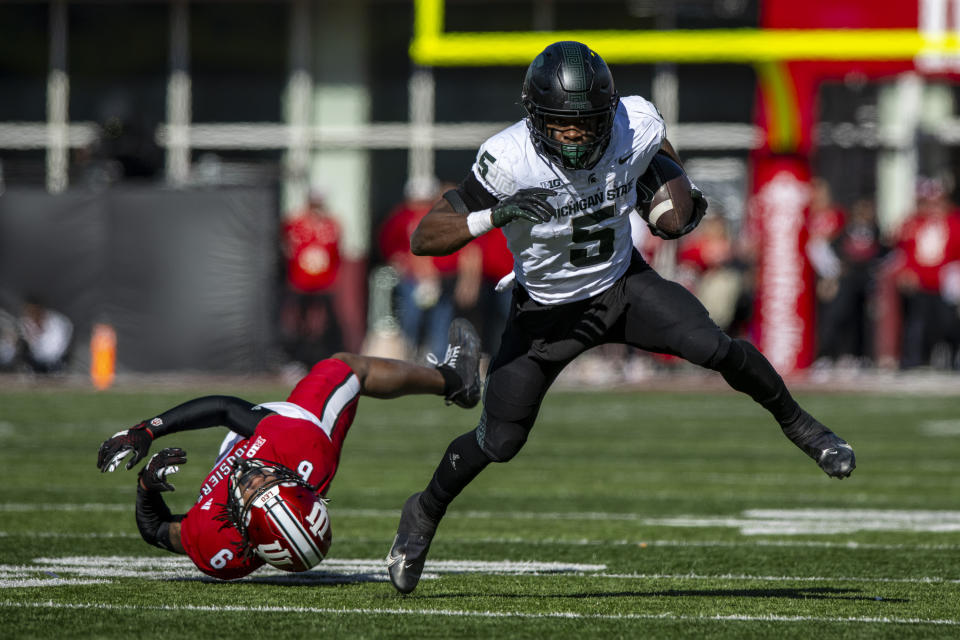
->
xmin=620 ymin=95 xmax=665 ymax=124
xmin=472 ymin=122 xmax=528 ymax=198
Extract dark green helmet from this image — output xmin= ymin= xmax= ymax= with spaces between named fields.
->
xmin=521 ymin=41 xmax=619 ymax=171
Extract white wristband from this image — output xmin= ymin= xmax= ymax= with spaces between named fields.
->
xmin=466 ymin=209 xmax=494 ymax=237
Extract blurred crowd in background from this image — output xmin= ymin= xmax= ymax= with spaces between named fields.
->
xmin=4 ymin=168 xmax=960 ymax=381
xmin=259 ymin=171 xmax=960 ymax=383
xmin=3 ymin=0 xmax=960 ymax=384
xmin=0 ymin=169 xmax=957 ymax=383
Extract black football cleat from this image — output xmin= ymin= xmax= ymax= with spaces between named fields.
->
xmin=781 ymin=409 xmax=856 ymax=479
xmin=430 ymin=318 xmax=481 ymax=409
xmin=386 ymin=492 xmax=439 ymax=594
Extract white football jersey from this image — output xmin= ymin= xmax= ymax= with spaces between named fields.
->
xmin=471 ymin=95 xmax=666 ymax=305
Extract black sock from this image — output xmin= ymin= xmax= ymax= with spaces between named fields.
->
xmin=419 ymin=430 xmax=491 ymax=522
xmin=718 ymin=339 xmax=800 ymax=426
xmin=437 ymin=366 xmax=462 ymax=397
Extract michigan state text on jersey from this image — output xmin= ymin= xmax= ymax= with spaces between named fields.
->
xmin=386 ymin=40 xmax=855 ymax=596
xmin=471 ymin=95 xmax=662 ymax=305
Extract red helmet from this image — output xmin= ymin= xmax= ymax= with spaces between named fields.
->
xmin=224 ymin=458 xmax=332 ymax=572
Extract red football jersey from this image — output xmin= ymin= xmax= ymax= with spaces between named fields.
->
xmin=284 ymin=212 xmax=341 ymax=292
xmin=896 ymin=211 xmax=960 ymax=292
xmin=179 ymin=359 xmax=360 ymax=579
xmin=379 ymin=202 xmax=461 ymax=275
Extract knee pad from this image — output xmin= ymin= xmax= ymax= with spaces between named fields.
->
xmin=476 ymin=414 xmax=529 ymax=463
xmin=703 ymin=333 xmax=736 ymax=371
xmin=685 ymin=328 xmax=731 ymax=368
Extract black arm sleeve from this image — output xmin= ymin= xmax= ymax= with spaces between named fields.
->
xmin=446 ymin=172 xmax=500 ymax=212
xmin=146 ymin=395 xmax=268 ymax=440
xmin=135 ymin=484 xmax=184 ymax=552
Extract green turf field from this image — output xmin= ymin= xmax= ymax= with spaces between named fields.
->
xmin=2 ymin=383 xmax=959 ymax=638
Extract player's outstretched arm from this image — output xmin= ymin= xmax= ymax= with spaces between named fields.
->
xmin=97 ymin=396 xmax=264 ymax=473
xmin=135 ymin=448 xmax=187 ymax=554
xmin=410 ymin=197 xmax=477 ymax=257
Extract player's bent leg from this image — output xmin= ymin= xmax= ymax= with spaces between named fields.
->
xmin=387 ymin=352 xmax=550 ymax=594
xmin=475 ymin=351 xmax=554 ymax=461
xmin=621 ymin=271 xmax=856 ymax=479
xmin=622 ymin=266 xmax=728 ymax=366
xmin=418 ymin=351 xmax=548 ymax=523
xmin=478 ymin=417 xmax=529 ymax=462
xmin=707 ymin=338 xmax=856 ymax=479
xmin=706 ymin=338 xmax=788 ymax=417
xmin=387 ymin=430 xmax=493 ymax=594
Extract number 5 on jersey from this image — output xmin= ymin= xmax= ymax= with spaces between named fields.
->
xmin=478 ymin=151 xmax=496 ymax=178
xmin=570 ymin=205 xmax=615 ymax=267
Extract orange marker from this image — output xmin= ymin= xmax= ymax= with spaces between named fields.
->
xmin=90 ymin=323 xmax=116 ymax=390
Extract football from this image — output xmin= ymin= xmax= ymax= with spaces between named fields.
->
xmin=635 ymin=154 xmax=696 ymax=237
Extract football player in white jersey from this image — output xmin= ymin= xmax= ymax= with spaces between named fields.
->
xmin=386 ymin=41 xmax=856 ymax=594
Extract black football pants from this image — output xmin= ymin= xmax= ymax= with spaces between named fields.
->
xmin=419 ymin=253 xmax=799 ymax=518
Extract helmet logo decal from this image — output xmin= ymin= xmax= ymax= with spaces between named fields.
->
xmin=559 ymin=42 xmax=590 ymax=94
xmin=256 ymin=540 xmax=294 ymax=566
xmin=261 ymin=492 xmax=324 ymax=568
xmin=219 ymin=457 xmax=332 ymax=572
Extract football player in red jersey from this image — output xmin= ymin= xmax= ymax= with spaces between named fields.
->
xmin=96 ymin=319 xmax=480 ymax=580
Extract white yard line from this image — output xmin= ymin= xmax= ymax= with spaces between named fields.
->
xmin=0 ymin=532 xmax=139 ymax=539
xmin=0 ymin=579 xmax=110 ymax=588
xmin=391 ymin=537 xmax=960 ymax=551
xmin=2 ymin=556 xmax=957 ymax=590
xmin=0 ymin=600 xmax=957 ymax=626
xmin=5 ymin=529 xmax=960 ymax=550
xmin=29 ymin=556 xmax=607 ymax=574
xmin=0 ymin=557 xmax=608 ymax=588
xmin=0 ymin=503 xmax=127 ymax=512
xmin=9 ymin=504 xmax=960 ymax=535
xmin=595 ymin=572 xmax=960 ymax=585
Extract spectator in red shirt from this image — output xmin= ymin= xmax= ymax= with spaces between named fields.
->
xmin=892 ymin=178 xmax=960 ymax=368
xmin=379 ymin=177 xmax=466 ymax=359
xmin=281 ymin=188 xmax=342 ymax=365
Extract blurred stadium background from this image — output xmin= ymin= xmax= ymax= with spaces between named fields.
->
xmin=1 ymin=0 xmax=960 ymax=383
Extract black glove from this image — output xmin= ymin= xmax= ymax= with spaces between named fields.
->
xmin=683 ymin=186 xmax=708 ymax=235
xmin=647 ymin=187 xmax=708 ymax=240
xmin=97 ymin=422 xmax=154 ymax=472
xmin=491 ymin=188 xmax=557 ymax=227
xmin=138 ymin=448 xmax=187 ymax=492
